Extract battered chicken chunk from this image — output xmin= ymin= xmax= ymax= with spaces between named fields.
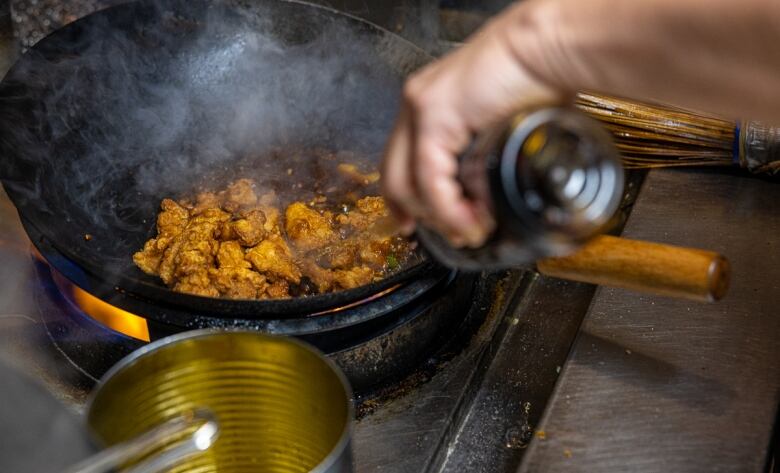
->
xmin=260 ymin=206 xmax=281 ymax=235
xmin=190 ymin=192 xmax=221 ymax=216
xmin=300 ymin=262 xmax=375 ymax=292
xmin=157 ymin=198 xmax=190 ymax=236
xmin=333 ymin=266 xmax=375 ymax=290
xmin=300 ymin=260 xmax=334 ymax=293
xmin=133 ymin=239 xmax=167 ymax=276
xmin=221 ymin=209 xmax=266 ymax=247
xmin=356 ymin=196 xmax=386 ymax=215
xmin=220 ymin=178 xmax=258 ymax=212
xmin=132 ymin=199 xmax=190 ymax=275
xmin=312 ymin=242 xmax=359 ymax=270
xmin=216 ymin=240 xmax=249 ymax=268
xmin=210 ymin=266 xmax=267 ymax=299
xmin=148 ymin=207 xmax=226 ymax=289
xmin=245 ymin=235 xmax=302 ymax=284
xmin=212 ymin=242 xmax=268 ymax=299
xmin=335 ymin=196 xmax=389 ymax=232
xmin=174 ymin=269 xmax=219 ymax=298
xmin=285 ymin=202 xmax=335 ymax=251
xmin=266 ymin=280 xmax=291 ymax=299
xmin=359 ymin=238 xmax=394 ymax=268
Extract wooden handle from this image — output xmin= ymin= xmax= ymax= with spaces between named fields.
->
xmin=536 ymin=235 xmax=730 ymax=302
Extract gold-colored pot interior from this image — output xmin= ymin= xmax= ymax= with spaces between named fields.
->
xmin=87 ymin=331 xmax=351 ymax=472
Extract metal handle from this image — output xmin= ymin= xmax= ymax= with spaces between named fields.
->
xmin=739 ymin=121 xmax=780 ymax=174
xmin=62 ymin=409 xmax=219 ymax=473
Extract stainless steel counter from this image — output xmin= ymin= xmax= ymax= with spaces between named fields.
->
xmin=520 ymin=168 xmax=780 ymax=472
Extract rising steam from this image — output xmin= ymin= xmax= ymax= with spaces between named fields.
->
xmin=0 ymin=0 xmax=428 ymax=276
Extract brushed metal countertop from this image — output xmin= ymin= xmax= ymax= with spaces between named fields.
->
xmin=519 ymin=168 xmax=780 ymax=472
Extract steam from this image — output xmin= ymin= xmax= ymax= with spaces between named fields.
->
xmin=0 ymin=0 xmax=429 ymax=275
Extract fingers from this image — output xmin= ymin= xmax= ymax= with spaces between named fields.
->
xmin=412 ymin=139 xmax=491 ymax=247
xmin=382 ymin=71 xmax=495 ymax=248
xmin=380 ymin=104 xmax=423 ymax=235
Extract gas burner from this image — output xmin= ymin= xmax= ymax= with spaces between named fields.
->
xmin=33 ymin=254 xmax=491 ymax=395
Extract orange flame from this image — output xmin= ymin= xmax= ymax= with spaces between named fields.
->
xmin=71 ymin=286 xmax=150 ymax=342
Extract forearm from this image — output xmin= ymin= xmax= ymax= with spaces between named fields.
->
xmin=505 ymin=0 xmax=780 ymax=121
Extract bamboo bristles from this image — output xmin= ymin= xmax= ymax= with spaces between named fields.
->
xmin=575 ymin=93 xmax=736 ymax=169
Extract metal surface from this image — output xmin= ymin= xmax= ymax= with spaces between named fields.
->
xmin=306 ymin=0 xmax=439 ymax=51
xmin=519 ymin=168 xmax=780 ymax=472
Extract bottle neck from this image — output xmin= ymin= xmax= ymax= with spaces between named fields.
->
xmin=496 ymin=107 xmax=624 ymax=244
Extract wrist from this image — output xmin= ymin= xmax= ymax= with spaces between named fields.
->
xmin=499 ymin=0 xmax=584 ymax=97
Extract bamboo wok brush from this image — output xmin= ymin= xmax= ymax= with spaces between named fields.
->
xmin=575 ymin=93 xmax=780 ymax=175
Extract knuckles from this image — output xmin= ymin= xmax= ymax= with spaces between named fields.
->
xmin=402 ymin=74 xmax=434 ymax=112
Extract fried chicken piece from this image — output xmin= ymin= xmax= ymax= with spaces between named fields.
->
xmin=133 ymin=239 xmax=167 ymax=275
xmin=157 ymin=199 xmax=190 ymax=236
xmin=220 ymin=209 xmax=266 ymax=246
xmin=285 ymin=202 xmax=335 ymax=251
xmin=133 ymin=199 xmax=190 ymax=275
xmin=216 ymin=240 xmax=249 ymax=268
xmin=333 ymin=266 xmax=375 ymax=290
xmin=335 ymin=196 xmax=390 ymax=232
xmin=246 ymin=235 xmax=302 ymax=284
xmin=356 ymin=196 xmax=387 ymax=215
xmin=221 ymin=179 xmax=257 ymax=212
xmin=233 ymin=210 xmax=266 ymax=246
xmin=175 ymin=240 xmax=219 ymax=281
xmin=265 ymin=279 xmax=291 ymax=299
xmin=209 ymin=241 xmax=268 ymax=299
xmin=173 ymin=269 xmax=219 ymax=297
xmin=300 ymin=261 xmax=375 ymax=292
xmin=312 ymin=242 xmax=359 ymax=269
xmin=300 ymin=260 xmax=334 ymax=293
xmin=158 ymin=208 xmax=230 ymax=285
xmin=189 ymin=192 xmax=221 ymax=216
xmin=210 ymin=266 xmax=267 ymax=299
xmin=260 ymin=206 xmax=281 ymax=234
xmin=359 ymin=238 xmax=393 ymax=268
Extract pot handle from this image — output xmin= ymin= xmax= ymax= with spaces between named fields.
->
xmin=536 ymin=235 xmax=730 ymax=302
xmin=62 ymin=409 xmax=219 ymax=473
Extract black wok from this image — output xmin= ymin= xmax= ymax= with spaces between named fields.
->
xmin=0 ymin=0 xmax=442 ymax=318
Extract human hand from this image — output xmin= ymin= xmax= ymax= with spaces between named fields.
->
xmin=381 ymin=3 xmax=565 ymax=248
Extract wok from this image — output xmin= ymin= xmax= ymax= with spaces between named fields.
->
xmin=0 ymin=0 xmax=441 ymax=318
